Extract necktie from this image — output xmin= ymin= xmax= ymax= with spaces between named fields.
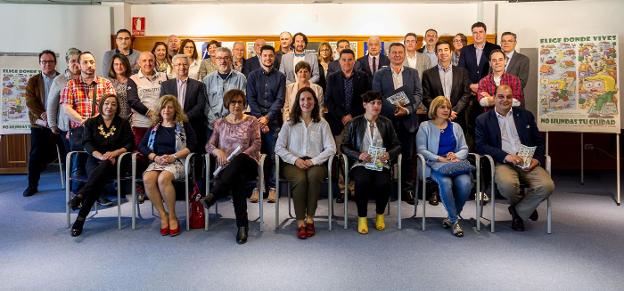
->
xmin=372 ymin=56 xmax=377 ymax=74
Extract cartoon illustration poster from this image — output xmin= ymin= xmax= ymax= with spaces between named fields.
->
xmin=537 ymin=34 xmax=619 ymax=133
xmin=1 ymin=68 xmax=39 ymax=134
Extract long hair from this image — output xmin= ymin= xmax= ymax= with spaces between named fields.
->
xmin=151 ymin=95 xmax=188 ymax=125
xmin=108 ymin=53 xmax=131 ymax=79
xmin=151 ymin=41 xmax=171 ymax=65
xmin=317 ymin=42 xmax=333 ymax=62
xmin=178 ymin=39 xmax=198 ymax=61
xmin=289 ymin=87 xmax=320 ymax=124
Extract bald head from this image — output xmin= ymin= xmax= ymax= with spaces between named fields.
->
xmin=138 ymin=51 xmax=156 ymax=75
xmin=167 ymin=35 xmax=180 ymax=57
xmin=254 ymin=39 xmax=266 ymax=55
xmin=495 ymin=84 xmax=514 ymax=114
xmin=368 ymin=36 xmax=381 ymax=56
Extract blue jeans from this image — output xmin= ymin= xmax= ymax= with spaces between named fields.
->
xmin=430 ymin=170 xmax=473 ymax=223
xmin=260 ymin=127 xmax=278 ymax=190
xmin=69 ymin=127 xmax=86 ymax=193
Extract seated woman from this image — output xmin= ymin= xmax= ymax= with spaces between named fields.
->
xmin=200 ymin=89 xmax=261 ymax=245
xmin=283 ymin=61 xmax=324 ymax=122
xmin=275 ymin=87 xmax=336 ymax=239
xmin=139 ymin=95 xmax=196 ymax=237
xmin=416 ymin=96 xmax=472 ymax=237
xmin=68 ymin=94 xmax=134 ymax=237
xmin=341 ymin=91 xmax=401 ymax=234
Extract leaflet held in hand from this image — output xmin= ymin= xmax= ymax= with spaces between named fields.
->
xmin=364 ymin=145 xmax=386 ymax=171
xmin=387 ymin=88 xmax=410 ymax=107
xmin=517 ymin=144 xmax=536 ymax=169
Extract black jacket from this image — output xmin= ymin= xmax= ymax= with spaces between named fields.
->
xmin=421 ymin=65 xmax=471 ymax=115
xmin=324 ymin=70 xmax=371 ymax=135
xmin=341 ymin=115 xmax=402 ymax=166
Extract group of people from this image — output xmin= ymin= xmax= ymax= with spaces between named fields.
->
xmin=23 ymin=22 xmax=554 ymax=244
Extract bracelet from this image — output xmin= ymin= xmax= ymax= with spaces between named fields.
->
xmin=173 ymin=153 xmax=178 ymax=160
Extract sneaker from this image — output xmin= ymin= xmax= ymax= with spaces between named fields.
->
xmin=136 ymin=185 xmax=146 ymax=204
xmin=249 ymin=188 xmax=259 ymax=203
xmin=267 ymin=187 xmax=277 ymax=203
xmin=452 ymin=222 xmax=464 ymax=237
xmin=97 ymin=197 xmax=114 ymax=207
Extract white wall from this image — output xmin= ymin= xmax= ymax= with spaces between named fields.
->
xmin=0 ymin=4 xmax=111 ymax=70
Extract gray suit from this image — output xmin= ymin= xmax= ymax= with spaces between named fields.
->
xmin=279 ymin=52 xmax=320 ymax=84
xmin=505 ymin=51 xmax=530 ymax=89
xmin=403 ymin=52 xmax=433 ymax=81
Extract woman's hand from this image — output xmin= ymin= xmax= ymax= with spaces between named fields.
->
xmin=358 ymin=152 xmax=372 ymax=163
xmin=214 ymin=149 xmax=228 ymax=167
xmin=446 ymin=152 xmax=460 ymax=163
xmin=295 ymin=158 xmax=310 ymax=170
xmin=379 ymin=152 xmax=390 ymax=163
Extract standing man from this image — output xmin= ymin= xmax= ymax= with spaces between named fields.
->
xmin=203 ymin=47 xmax=247 ymax=139
xmin=403 ymin=32 xmax=433 ymax=80
xmin=275 ymin=31 xmax=293 ymax=69
xmin=418 ymin=29 xmax=439 ymax=66
xmin=23 ymin=50 xmax=60 ymax=197
xmin=279 ymin=32 xmax=320 ymax=84
xmin=102 ymin=29 xmax=141 ymax=75
xmin=232 ymin=41 xmax=247 ymax=73
xmin=475 ymin=84 xmax=554 ymax=231
xmin=372 ymin=43 xmax=423 ymax=204
xmin=160 ymin=54 xmax=207 ymax=152
xmin=477 ymin=49 xmax=524 ymax=111
xmin=501 ymin=32 xmax=530 ymax=91
xmin=243 ymin=39 xmax=266 ymax=78
xmin=327 ymin=39 xmax=351 ymax=75
xmin=246 ymin=45 xmax=286 ymax=203
xmin=356 ymin=36 xmax=390 ymax=83
xmin=167 ymin=34 xmax=181 ymax=59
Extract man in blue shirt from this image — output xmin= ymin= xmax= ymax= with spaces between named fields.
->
xmin=246 ymin=45 xmax=286 ymax=203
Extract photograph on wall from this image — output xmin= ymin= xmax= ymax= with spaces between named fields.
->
xmin=1 ymin=68 xmax=39 ymax=134
xmin=537 ymin=34 xmax=619 ymax=133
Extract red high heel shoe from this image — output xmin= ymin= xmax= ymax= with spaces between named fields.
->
xmin=160 ymin=226 xmax=169 ymax=236
xmin=169 ymin=221 xmax=180 ymax=237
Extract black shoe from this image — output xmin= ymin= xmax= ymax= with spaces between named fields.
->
xmin=23 ymin=186 xmax=37 ymax=197
xmin=71 ymin=218 xmax=85 ymax=237
xmin=200 ymin=193 xmax=216 ymax=209
xmin=68 ymin=195 xmax=83 ymax=211
xmin=428 ymin=193 xmax=439 ymax=206
xmin=508 ymin=205 xmax=525 ymax=231
xmin=336 ymin=193 xmax=345 ymax=203
xmin=529 ymin=210 xmax=539 ymax=221
xmin=137 ymin=193 xmax=146 ymax=204
xmin=236 ymin=226 xmax=248 ymax=244
xmin=404 ymin=190 xmax=415 ymax=205
xmin=97 ymin=197 xmax=114 ymax=207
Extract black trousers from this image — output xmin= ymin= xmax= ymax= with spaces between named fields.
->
xmin=211 ymin=154 xmax=257 ymax=227
xmin=351 ymin=167 xmax=391 ymax=217
xmin=77 ymin=157 xmax=116 ymax=219
xmin=396 ymin=123 xmax=416 ymax=193
xmin=27 ymin=127 xmax=56 ymax=188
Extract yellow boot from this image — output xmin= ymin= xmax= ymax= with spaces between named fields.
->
xmin=357 ymin=217 xmax=368 ymax=234
xmin=375 ymin=214 xmax=385 ymax=231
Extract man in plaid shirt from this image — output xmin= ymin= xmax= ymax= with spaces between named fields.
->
xmin=60 ymin=51 xmax=116 ymax=203
xmin=477 ymin=49 xmax=523 ymax=111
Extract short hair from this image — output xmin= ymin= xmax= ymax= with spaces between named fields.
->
xmin=78 ymin=51 xmax=95 ymax=63
xmin=290 ymin=87 xmax=321 ymax=124
xmin=435 ymin=40 xmax=452 ymax=51
xmin=489 ymin=49 xmax=507 ymax=60
xmin=404 ymin=32 xmax=418 ymax=42
xmin=336 ymin=39 xmax=350 ymax=47
xmin=98 ymin=94 xmax=120 ymax=119
xmin=428 ymin=96 xmax=452 ymax=119
xmin=260 ymin=45 xmax=275 ymax=54
xmin=388 ymin=42 xmax=405 ymax=52
xmin=294 ymin=61 xmax=312 ymax=74
xmin=39 ymin=50 xmax=56 ymax=63
xmin=178 ymin=39 xmax=198 ymax=60
xmin=233 ymin=41 xmax=245 ymax=48
xmin=152 ymin=95 xmax=188 ymax=125
xmin=293 ymin=32 xmax=308 ymax=46
xmin=471 ymin=21 xmax=487 ymax=32
xmin=223 ymin=89 xmax=246 ymax=109
xmin=108 ymin=53 xmax=131 ymax=79
xmin=116 ymin=29 xmax=131 ymax=38
xmin=65 ymin=48 xmax=81 ymax=63
xmin=172 ymin=54 xmax=190 ymax=64
xmin=425 ymin=28 xmax=438 ymax=36
xmin=215 ymin=46 xmax=232 ymax=56
xmin=340 ymin=49 xmax=355 ymax=58
xmin=454 ymin=33 xmax=468 ymax=46
xmin=501 ymin=32 xmax=517 ymax=41
xmin=207 ymin=40 xmax=222 ymax=49
xmin=361 ymin=90 xmax=382 ymax=103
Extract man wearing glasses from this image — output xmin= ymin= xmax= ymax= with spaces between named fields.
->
xmin=102 ymin=29 xmax=141 ymax=75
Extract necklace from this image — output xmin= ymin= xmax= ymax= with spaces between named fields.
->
xmin=98 ymin=124 xmax=116 ymax=139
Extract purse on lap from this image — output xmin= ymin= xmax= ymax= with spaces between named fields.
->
xmin=435 ymin=160 xmax=475 ymax=177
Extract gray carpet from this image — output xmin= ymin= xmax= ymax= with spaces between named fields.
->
xmin=1 ymin=170 xmax=623 ymax=290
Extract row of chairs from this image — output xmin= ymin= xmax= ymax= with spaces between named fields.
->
xmin=63 ymin=151 xmax=553 ymax=234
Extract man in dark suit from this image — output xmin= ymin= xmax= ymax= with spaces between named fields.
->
xmin=458 ymin=22 xmax=501 ymax=150
xmin=356 ymin=36 xmax=390 ymax=83
xmin=475 ymin=84 xmax=554 ymax=231
xmin=372 ymin=42 xmax=423 ymax=204
xmin=242 ymin=39 xmax=265 ymax=78
xmin=422 ymin=40 xmax=471 ymax=128
xmin=501 ymin=32 xmax=530 ymax=90
xmin=160 ymin=54 xmax=207 ymax=152
xmin=327 ymin=39 xmax=351 ymax=75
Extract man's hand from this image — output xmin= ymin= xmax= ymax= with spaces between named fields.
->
xmin=40 ymin=112 xmax=47 ymax=121
xmin=450 ymin=111 xmax=458 ymax=120
xmin=469 ymin=83 xmax=479 ymax=94
xmin=341 ymin=114 xmax=353 ymax=125
xmin=394 ymin=105 xmax=408 ymax=117
xmin=480 ymin=92 xmax=495 ymax=106
xmin=504 ymin=154 xmax=523 ymax=165
xmin=524 ymin=158 xmax=539 ymax=172
xmin=258 ymin=116 xmax=269 ymax=126
xmin=51 ymin=126 xmax=60 ymax=134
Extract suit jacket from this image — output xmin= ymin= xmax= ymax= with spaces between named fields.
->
xmin=356 ymin=54 xmax=390 ymax=82
xmin=324 ymin=70 xmax=371 ymax=135
xmin=421 ymin=65 xmax=471 ymax=115
xmin=25 ymin=71 xmax=59 ymax=126
xmin=457 ymin=42 xmax=501 ymax=84
xmin=506 ymin=51 xmax=530 ymax=89
xmin=475 ymin=107 xmax=545 ymax=166
xmin=372 ymin=66 xmax=423 ymax=133
xmin=279 ymin=52 xmax=320 ymax=84
xmin=160 ymin=78 xmax=207 ymax=150
xmin=327 ymin=60 xmax=341 ymax=75
xmin=403 ymin=52 xmax=432 ymax=81
xmin=243 ymin=56 xmax=261 ymax=78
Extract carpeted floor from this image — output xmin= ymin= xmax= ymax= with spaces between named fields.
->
xmin=1 ymin=170 xmax=623 ymax=290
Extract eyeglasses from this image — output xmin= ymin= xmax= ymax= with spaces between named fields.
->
xmin=117 ymin=37 xmax=131 ymax=41
xmin=40 ymin=60 xmax=56 ymax=64
xmin=215 ymin=57 xmax=231 ymax=61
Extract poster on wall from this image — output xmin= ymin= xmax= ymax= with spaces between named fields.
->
xmin=1 ymin=68 xmax=39 ymax=134
xmin=537 ymin=34 xmax=619 ymax=133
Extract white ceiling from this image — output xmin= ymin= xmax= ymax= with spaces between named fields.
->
xmin=0 ymin=0 xmax=567 ymax=4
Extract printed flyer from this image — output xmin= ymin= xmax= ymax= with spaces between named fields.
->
xmin=1 ymin=68 xmax=40 ymax=134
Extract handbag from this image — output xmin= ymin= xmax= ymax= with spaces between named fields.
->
xmin=189 ymin=183 xmax=205 ymax=229
xmin=435 ymin=160 xmax=475 ymax=177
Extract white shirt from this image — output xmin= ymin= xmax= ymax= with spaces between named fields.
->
xmin=406 ymin=54 xmax=418 ymax=69
xmin=130 ymin=70 xmax=167 ymax=127
xmin=188 ymin=60 xmax=200 ymax=80
xmin=495 ymin=108 xmax=522 ymax=155
xmin=391 ymin=66 xmax=404 ymax=90
xmin=275 ymin=118 xmax=336 ymax=166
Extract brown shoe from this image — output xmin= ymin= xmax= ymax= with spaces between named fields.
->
xmin=267 ymin=187 xmax=277 ymax=203
xmin=249 ymin=188 xmax=259 ymax=203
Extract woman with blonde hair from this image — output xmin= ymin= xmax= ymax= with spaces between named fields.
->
xmin=317 ymin=42 xmax=333 ymax=90
xmin=139 ymin=95 xmax=197 ymax=237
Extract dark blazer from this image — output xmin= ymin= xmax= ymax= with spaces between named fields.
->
xmin=324 ymin=70 xmax=371 ymax=135
xmin=506 ymin=51 xmax=530 ymax=89
xmin=457 ymin=42 xmax=501 ymax=84
xmin=327 ymin=60 xmax=341 ymax=75
xmin=160 ymin=78 xmax=207 ymax=151
xmin=475 ymin=107 xmax=545 ymax=166
xmin=25 ymin=71 xmax=59 ymax=126
xmin=341 ymin=115 xmax=401 ymax=166
xmin=243 ymin=56 xmax=261 ymax=78
xmin=421 ymin=65 xmax=471 ymax=115
xmin=356 ymin=54 xmax=390 ymax=81
xmin=372 ymin=66 xmax=423 ymax=133
xmin=318 ymin=60 xmax=327 ymax=92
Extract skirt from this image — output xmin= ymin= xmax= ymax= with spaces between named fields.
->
xmin=145 ymin=159 xmax=185 ymax=180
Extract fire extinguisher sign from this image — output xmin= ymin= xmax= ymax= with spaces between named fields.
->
xmin=132 ymin=17 xmax=145 ymax=36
